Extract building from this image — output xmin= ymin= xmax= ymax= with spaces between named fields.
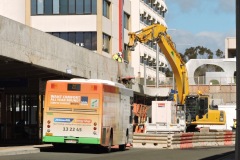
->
xmin=0 ymin=0 xmax=134 ymax=144
xmin=0 ymin=0 xmax=131 ymax=62
xmin=0 ymin=0 xmax=171 ymax=144
xmin=130 ymin=0 xmax=169 ymax=86
xmin=0 ymin=0 xmax=169 ymax=86
xmin=225 ymin=37 xmax=236 ymax=58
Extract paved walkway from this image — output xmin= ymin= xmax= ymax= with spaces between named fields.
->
xmin=0 ymin=144 xmax=52 ymax=156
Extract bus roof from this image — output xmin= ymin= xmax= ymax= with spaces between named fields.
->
xmin=48 ymin=78 xmax=126 ymax=89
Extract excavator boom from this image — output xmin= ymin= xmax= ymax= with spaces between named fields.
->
xmin=128 ymin=24 xmax=188 ymax=104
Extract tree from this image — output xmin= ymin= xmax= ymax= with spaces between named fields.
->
xmin=183 ymin=46 xmax=216 ymax=62
xmin=216 ymin=49 xmax=225 ymax=58
xmin=181 ymin=46 xmax=224 ymax=81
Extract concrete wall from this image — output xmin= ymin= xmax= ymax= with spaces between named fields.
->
xmin=189 ymin=85 xmax=236 ymax=104
xmin=186 ymin=59 xmax=236 ymax=85
xmin=0 ymin=15 xmax=133 ymax=83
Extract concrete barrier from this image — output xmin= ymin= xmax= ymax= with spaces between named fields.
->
xmin=132 ymin=131 xmax=235 ymax=149
xmin=132 ymin=133 xmax=170 ymax=149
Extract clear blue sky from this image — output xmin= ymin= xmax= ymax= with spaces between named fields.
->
xmin=165 ymin=0 xmax=235 ymax=54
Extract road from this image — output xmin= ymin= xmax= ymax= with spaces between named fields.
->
xmin=0 ymin=145 xmax=235 ymax=160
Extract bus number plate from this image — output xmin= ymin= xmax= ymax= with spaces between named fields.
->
xmin=63 ymin=127 xmax=82 ymax=132
xmin=65 ymin=140 xmax=77 ymax=144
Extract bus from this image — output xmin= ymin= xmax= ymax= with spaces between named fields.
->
xmin=42 ymin=78 xmax=133 ymax=152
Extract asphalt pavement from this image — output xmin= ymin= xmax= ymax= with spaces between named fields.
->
xmin=0 ymin=144 xmax=235 ymax=160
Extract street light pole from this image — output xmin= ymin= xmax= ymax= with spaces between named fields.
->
xmin=156 ymin=45 xmax=159 ymax=88
xmin=235 ymin=0 xmax=240 ymax=159
xmin=144 ymin=59 xmax=146 ymax=86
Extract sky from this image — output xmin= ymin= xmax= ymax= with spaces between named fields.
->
xmin=165 ymin=0 xmax=235 ymax=55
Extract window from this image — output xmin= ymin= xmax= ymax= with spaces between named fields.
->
xmin=76 ymin=0 xmax=83 ymax=14
xmin=31 ymin=0 xmax=97 ymax=15
xmin=60 ymin=0 xmax=68 ymax=14
xmin=124 ymin=12 xmax=129 ymax=30
xmin=143 ymin=16 xmax=147 ymax=25
xmin=52 ymin=32 xmax=60 ymax=37
xmin=84 ymin=32 xmax=91 ymax=49
xmin=91 ymin=32 xmax=97 ymax=50
xmin=45 ymin=0 xmax=53 ymax=14
xmin=103 ymin=0 xmax=110 ymax=18
xmin=53 ymin=0 xmax=60 ymax=14
xmin=84 ymin=0 xmax=91 ymax=13
xmin=123 ymin=44 xmax=129 ymax=63
xmin=31 ymin=0 xmax=37 ymax=15
xmin=147 ymin=17 xmax=151 ymax=25
xmin=69 ymin=32 xmax=76 ymax=43
xmin=76 ymin=32 xmax=84 ymax=45
xmin=140 ymin=56 xmax=144 ymax=63
xmin=69 ymin=0 xmax=76 ymax=14
xmin=49 ymin=32 xmax=97 ymax=50
xmin=162 ymin=11 xmax=165 ymax=18
xmin=60 ymin=32 xmax=68 ymax=41
xmin=92 ymin=0 xmax=97 ymax=14
xmin=102 ymin=33 xmax=110 ymax=53
xmin=140 ymin=14 xmax=144 ymax=22
xmin=37 ymin=0 xmax=44 ymax=14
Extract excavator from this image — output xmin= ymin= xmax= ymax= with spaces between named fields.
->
xmin=128 ymin=24 xmax=226 ymax=130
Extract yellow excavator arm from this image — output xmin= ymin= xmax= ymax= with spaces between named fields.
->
xmin=128 ymin=24 xmax=189 ymax=104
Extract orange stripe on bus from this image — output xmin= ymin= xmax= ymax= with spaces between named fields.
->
xmin=103 ymin=85 xmax=119 ymax=93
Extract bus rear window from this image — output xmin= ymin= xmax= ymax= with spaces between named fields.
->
xmin=68 ymin=84 xmax=81 ymax=91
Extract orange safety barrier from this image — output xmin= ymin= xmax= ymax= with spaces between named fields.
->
xmin=132 ymin=103 xmax=149 ymax=133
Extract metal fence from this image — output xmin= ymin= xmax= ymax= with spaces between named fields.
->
xmin=136 ymin=76 xmax=236 ymax=86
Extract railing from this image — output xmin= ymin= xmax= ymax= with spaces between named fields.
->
xmin=135 ymin=76 xmax=236 ymax=86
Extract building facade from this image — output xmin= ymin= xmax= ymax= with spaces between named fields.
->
xmin=129 ymin=0 xmax=168 ymax=86
xmin=0 ymin=0 xmax=131 ymax=62
xmin=225 ymin=37 xmax=236 ymax=58
xmin=0 ymin=0 xmax=169 ymax=86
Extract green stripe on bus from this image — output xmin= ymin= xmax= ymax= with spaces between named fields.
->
xmin=42 ymin=136 xmax=100 ymax=144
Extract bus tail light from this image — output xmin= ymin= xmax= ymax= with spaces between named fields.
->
xmin=93 ymin=122 xmax=97 ymax=130
xmin=47 ymin=120 xmax=51 ymax=132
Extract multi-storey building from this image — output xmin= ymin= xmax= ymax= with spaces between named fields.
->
xmin=0 ymin=0 xmax=134 ymax=143
xmin=130 ymin=0 xmax=168 ymax=86
xmin=0 ymin=0 xmax=169 ymax=86
xmin=0 ymin=0 xmax=131 ymax=62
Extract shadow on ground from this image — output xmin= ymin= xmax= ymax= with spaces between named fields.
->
xmin=199 ymin=151 xmax=234 ymax=160
xmin=39 ymin=144 xmax=130 ymax=154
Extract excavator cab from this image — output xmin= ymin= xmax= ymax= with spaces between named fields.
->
xmin=185 ymin=95 xmax=226 ymax=126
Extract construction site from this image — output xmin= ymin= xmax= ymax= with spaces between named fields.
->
xmin=0 ymin=13 xmax=236 ymax=152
